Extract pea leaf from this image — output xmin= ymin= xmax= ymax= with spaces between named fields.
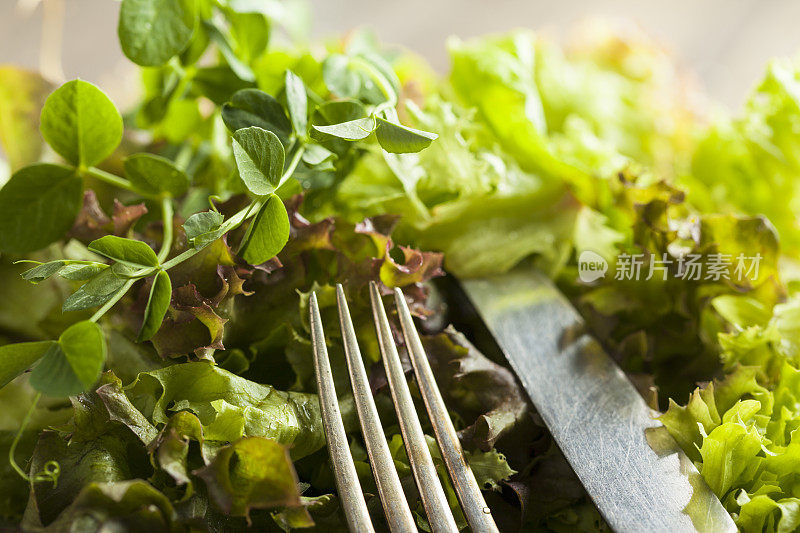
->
xmin=232 ymin=127 xmax=285 ymax=195
xmin=58 ymin=263 xmax=109 ymax=281
xmin=312 ymin=117 xmax=376 ymax=141
xmin=20 ymin=260 xmax=108 ymax=284
xmin=284 ymin=70 xmax=307 ymax=137
xmin=62 ymin=266 xmax=129 ymax=312
xmin=179 ymin=16 xmax=210 ymax=66
xmin=20 ymin=261 xmax=67 ymax=283
xmin=191 ymin=65 xmax=256 ymax=105
xmin=202 ymin=20 xmax=256 ymax=82
xmin=301 ymin=143 xmax=335 ymax=166
xmin=124 ymin=153 xmax=190 ymax=196
xmin=183 ymin=210 xmax=225 ymax=247
xmin=375 ymin=116 xmax=438 ymax=153
xmin=40 ymin=80 xmax=123 ymax=167
xmin=0 ymin=163 xmax=83 ymax=253
xmin=313 ymin=100 xmax=367 ymax=125
xmin=238 ymin=194 xmax=289 ymax=265
xmin=88 ymin=235 xmax=159 ymax=267
xmin=221 ymin=89 xmax=291 ymax=141
xmin=228 ymin=11 xmax=269 ymax=65
xmin=356 ymin=52 xmax=401 ymax=99
xmin=225 ymin=0 xmax=306 ymax=41
xmin=29 ymin=321 xmax=107 ymax=397
xmin=0 ymin=340 xmax=56 ymax=389
xmin=309 ymin=100 xmax=367 ymax=148
xmin=322 ymin=54 xmax=360 ymax=98
xmin=118 ymin=0 xmax=196 ymax=67
xmin=138 ymin=270 xmax=172 ymax=342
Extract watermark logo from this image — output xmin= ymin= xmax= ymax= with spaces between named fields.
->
xmin=578 ymin=250 xmax=608 ymax=283
xmin=577 ymin=250 xmax=763 ymax=284
xmin=614 ymin=252 xmax=761 ymax=282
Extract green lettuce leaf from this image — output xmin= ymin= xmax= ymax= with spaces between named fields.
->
xmin=124 ymin=362 xmax=325 ymax=460
xmin=328 ymin=98 xmax=577 ymax=277
xmin=688 ymin=58 xmax=800 ymax=251
xmin=195 ymin=437 xmax=303 ymax=521
xmin=660 ymin=293 xmax=800 ymax=531
xmin=32 ymin=480 xmax=180 ymax=531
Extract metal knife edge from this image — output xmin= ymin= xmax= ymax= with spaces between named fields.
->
xmin=452 ymin=266 xmax=736 ymax=533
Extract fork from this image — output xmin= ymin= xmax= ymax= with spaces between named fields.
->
xmin=309 ymin=282 xmax=500 ymax=533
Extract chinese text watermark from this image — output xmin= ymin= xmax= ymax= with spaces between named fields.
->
xmin=578 ymin=251 xmax=762 ymax=283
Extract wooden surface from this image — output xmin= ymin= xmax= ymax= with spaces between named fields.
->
xmin=0 ymin=0 xmax=798 ymax=108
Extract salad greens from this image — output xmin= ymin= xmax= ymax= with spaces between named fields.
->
xmin=0 ymin=2 xmax=799 ymax=531
xmin=0 ymin=2 xmax=520 ymax=528
xmin=326 ymin=24 xmax=800 ymax=532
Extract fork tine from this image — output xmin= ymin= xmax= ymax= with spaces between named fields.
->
xmin=369 ymin=282 xmax=459 ymax=533
xmin=309 ymin=292 xmax=375 ymax=533
xmin=394 ymin=288 xmax=501 ymax=533
xmin=336 ymin=285 xmax=417 ymax=532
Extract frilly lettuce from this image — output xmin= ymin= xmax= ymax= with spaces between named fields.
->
xmin=660 ymin=295 xmax=800 ymax=531
xmin=448 ymin=26 xmax=694 ymax=179
xmin=687 ymin=58 xmax=800 ymax=251
xmin=322 ymin=26 xmax=800 ymax=533
xmin=2 ymin=197 xmax=522 ymax=529
xmin=326 ymin=25 xmax=698 ymax=278
xmin=329 ymin=97 xmax=577 ymax=277
xmin=122 ymin=362 xmax=326 ymax=460
xmin=5 ymin=9 xmax=800 ymax=531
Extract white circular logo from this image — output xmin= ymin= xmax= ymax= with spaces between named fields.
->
xmin=578 ymin=250 xmax=608 ymax=283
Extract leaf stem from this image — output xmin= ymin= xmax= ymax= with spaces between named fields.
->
xmin=83 ymin=143 xmax=304 ymax=321
xmin=161 ymin=199 xmax=263 ymax=270
xmin=14 ymin=259 xmax=98 ymax=267
xmin=8 ymin=392 xmax=60 ymax=487
xmin=168 ymin=59 xmax=196 ymax=103
xmin=161 ymin=145 xmax=305 ymax=271
xmin=157 ymin=197 xmax=174 ymax=263
xmin=169 ymin=56 xmax=188 ymax=79
xmin=84 ymin=167 xmax=138 ymax=194
xmin=89 ymin=279 xmax=136 ymax=323
xmin=88 ymin=198 xmax=174 ymax=322
xmin=373 ymin=100 xmax=394 ymax=118
xmin=278 ymin=144 xmax=306 ymax=188
xmin=174 ymin=144 xmax=193 ymax=171
xmin=8 ymin=392 xmax=40 ymax=482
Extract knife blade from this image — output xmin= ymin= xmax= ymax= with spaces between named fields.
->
xmin=458 ymin=266 xmax=735 ymax=533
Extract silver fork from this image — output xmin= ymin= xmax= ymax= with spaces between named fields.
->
xmin=309 ymin=282 xmax=500 ymax=533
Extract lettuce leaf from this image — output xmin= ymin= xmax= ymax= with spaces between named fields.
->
xmin=326 ymin=25 xmax=698 ymax=279
xmin=196 ymin=437 xmax=304 ymax=522
xmin=10 ymin=12 xmax=800 ymax=531
xmin=31 ymin=480 xmax=181 ymax=532
xmin=688 ymin=58 xmax=800 ymax=251
xmin=328 ymin=98 xmax=578 ymax=277
xmin=124 ymin=362 xmax=326 ymax=460
xmin=660 ymin=294 xmax=800 ymax=531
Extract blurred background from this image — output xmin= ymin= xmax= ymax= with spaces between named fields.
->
xmin=1 ymin=0 xmax=800 ymax=109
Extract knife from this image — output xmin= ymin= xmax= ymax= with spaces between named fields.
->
xmin=455 ymin=266 xmax=735 ymax=533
